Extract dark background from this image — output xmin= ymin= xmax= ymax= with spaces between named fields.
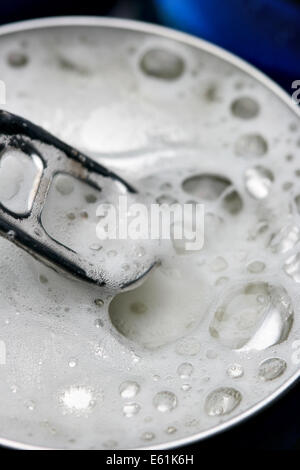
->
xmin=1 ymin=0 xmax=300 ymax=451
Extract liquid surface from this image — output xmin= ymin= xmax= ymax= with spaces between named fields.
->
xmin=0 ymin=22 xmax=299 ymax=449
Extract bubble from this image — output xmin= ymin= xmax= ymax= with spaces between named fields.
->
xmin=294 ymin=195 xmax=300 ymax=214
xmin=182 ymin=174 xmax=231 ymax=201
xmin=156 ymin=194 xmax=178 ymax=205
xmin=55 ymin=175 xmax=74 ymax=195
xmin=7 ymin=51 xmax=28 ymax=67
xmin=226 ymin=364 xmax=244 ymax=378
xmin=89 ymin=243 xmax=102 ymax=251
xmin=166 ymin=426 xmax=177 ymax=434
xmin=269 ymin=225 xmax=300 ymax=254
xmin=222 ymin=190 xmax=243 ymax=215
xmin=94 ymin=319 xmax=104 ymax=328
xmin=205 ymin=388 xmax=242 ymax=416
xmin=119 ymin=381 xmax=140 ymax=399
xmin=85 ymin=194 xmax=97 ymax=204
xmin=235 ymin=134 xmax=268 ymax=157
xmin=67 ymin=212 xmax=76 ymax=221
xmin=80 ymin=211 xmax=88 ymax=219
xmin=68 ymin=358 xmax=77 ymax=368
xmin=94 ymin=299 xmax=104 ymax=307
xmin=282 ymin=182 xmax=293 ymax=191
xmin=231 ymin=97 xmax=260 ymax=119
xmin=141 ymin=431 xmax=155 ymax=441
xmin=209 ymin=282 xmax=293 ymax=350
xmin=177 ymin=362 xmax=194 ymax=379
xmin=140 ymin=48 xmax=184 ymax=80
xmin=153 ymin=391 xmax=178 ymax=412
xmin=135 ymin=246 xmax=146 ymax=258
xmin=39 ymin=275 xmax=48 ymax=284
xmin=123 ymin=402 xmax=141 ymax=417
xmin=258 ymin=357 xmax=287 ymax=381
xmin=25 ymin=400 xmax=36 ymax=411
xmin=247 ymin=261 xmax=266 ymax=273
xmin=206 ymin=350 xmax=218 ymax=359
xmin=244 ymin=166 xmax=274 ymax=199
xmin=181 ymin=384 xmax=192 ymax=392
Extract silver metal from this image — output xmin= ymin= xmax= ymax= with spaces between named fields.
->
xmin=0 ymin=16 xmax=298 ymax=451
xmin=0 ymin=109 xmax=137 ymax=287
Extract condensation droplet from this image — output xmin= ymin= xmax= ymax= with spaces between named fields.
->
xmin=141 ymin=431 xmax=155 ymax=441
xmin=94 ymin=318 xmax=104 ymax=328
xmin=181 ymin=384 xmax=192 ymax=392
xmin=182 ymin=174 xmax=230 ymax=201
xmin=295 ymin=195 xmax=300 ymax=214
xmin=210 ymin=282 xmax=293 ymax=350
xmin=226 ymin=363 xmax=244 ymax=378
xmin=67 ymin=212 xmax=76 ymax=221
xmin=284 ymin=252 xmax=300 ymax=282
xmin=177 ymin=362 xmax=194 ymax=379
xmin=235 ymin=134 xmax=268 ymax=157
xmin=222 ymin=190 xmax=243 ymax=215
xmin=258 ymin=357 xmax=287 ymax=381
xmin=231 ymin=97 xmax=260 ymax=119
xmin=89 ymin=243 xmax=102 ymax=251
xmin=206 ymin=350 xmax=218 ymax=359
xmin=119 ymin=381 xmax=140 ymax=399
xmin=25 ymin=400 xmax=36 ymax=411
xmin=85 ymin=194 xmax=97 ymax=204
xmin=269 ymin=225 xmax=300 ymax=254
xmin=245 ymin=166 xmax=274 ymax=199
xmin=68 ymin=358 xmax=77 ymax=368
xmin=153 ymin=391 xmax=178 ymax=412
xmin=166 ymin=426 xmax=177 ymax=434
xmin=8 ymin=51 xmax=28 ymax=67
xmin=247 ymin=261 xmax=266 ymax=273
xmin=205 ymin=388 xmax=242 ymax=416
xmin=140 ymin=48 xmax=184 ymax=80
xmin=39 ymin=274 xmax=48 ymax=284
xmin=123 ymin=402 xmax=141 ymax=418
xmin=156 ymin=194 xmax=178 ymax=206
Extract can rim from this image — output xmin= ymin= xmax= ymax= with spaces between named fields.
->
xmin=0 ymin=15 xmax=299 ymax=451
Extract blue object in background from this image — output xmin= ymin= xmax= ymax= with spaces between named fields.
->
xmin=154 ymin=0 xmax=300 ymax=90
